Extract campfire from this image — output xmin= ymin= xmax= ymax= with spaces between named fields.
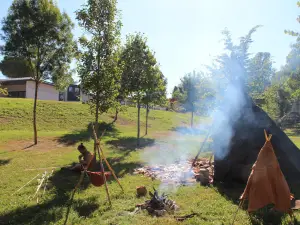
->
xmin=133 ymin=157 xmax=214 ymax=186
xmin=136 ymin=188 xmax=179 ymax=217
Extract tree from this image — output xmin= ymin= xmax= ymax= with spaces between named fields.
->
xmin=248 ymin=52 xmax=275 ymax=97
xmin=0 ymin=0 xmax=75 ymax=145
xmin=142 ymin=67 xmax=167 ymax=135
xmin=262 ymin=84 xmax=290 ymax=120
xmin=282 ymin=1 xmax=300 ymax=101
xmin=172 ymin=71 xmax=215 ymax=127
xmin=284 ymin=1 xmax=300 ymax=37
xmin=120 ymin=33 xmax=159 ymax=146
xmin=76 ymin=0 xmax=122 ymax=135
xmin=209 ymin=26 xmax=262 ymax=94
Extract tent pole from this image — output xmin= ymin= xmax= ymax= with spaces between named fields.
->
xmin=231 ymin=200 xmax=244 ymax=225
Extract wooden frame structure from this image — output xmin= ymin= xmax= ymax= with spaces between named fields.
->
xmin=64 ymin=124 xmax=124 ymax=225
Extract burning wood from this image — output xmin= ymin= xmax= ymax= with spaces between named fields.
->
xmin=133 ymin=157 xmax=214 ymax=186
xmin=136 ymin=188 xmax=179 ymax=217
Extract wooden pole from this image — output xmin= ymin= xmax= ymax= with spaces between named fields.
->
xmin=92 ymin=124 xmax=111 ymax=206
xmin=93 ymin=124 xmax=124 ymax=191
xmin=98 ymin=144 xmax=124 ymax=192
xmin=12 ymin=173 xmax=40 ymax=195
xmin=64 ymin=171 xmax=85 ymax=225
xmin=231 ymin=199 xmax=244 ymax=225
xmin=191 ymin=131 xmax=211 ymax=168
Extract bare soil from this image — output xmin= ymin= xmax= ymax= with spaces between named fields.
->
xmin=0 ymin=137 xmax=73 ymax=152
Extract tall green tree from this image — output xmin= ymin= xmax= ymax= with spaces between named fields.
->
xmin=142 ymin=67 xmax=167 ymax=135
xmin=76 ymin=0 xmax=122 ymax=134
xmin=282 ymin=1 xmax=300 ymax=101
xmin=209 ymin=26 xmax=261 ymax=94
xmin=172 ymin=71 xmax=215 ymax=127
xmin=120 ymin=33 xmax=159 ymax=146
xmin=0 ymin=0 xmax=75 ymax=145
xmin=248 ymin=52 xmax=275 ymax=97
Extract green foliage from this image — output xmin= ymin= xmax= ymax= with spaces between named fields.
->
xmin=248 ymin=52 xmax=275 ymax=97
xmin=277 ymin=1 xmax=300 ymax=103
xmin=120 ymin=33 xmax=162 ymax=142
xmin=0 ymin=0 xmax=75 ymax=89
xmin=210 ymin=26 xmax=261 ymax=87
xmin=120 ymin=33 xmax=159 ymax=102
xmin=208 ymin=26 xmax=276 ymax=99
xmin=0 ymin=0 xmax=76 ymax=144
xmin=141 ymin=67 xmax=168 ymax=107
xmin=76 ymin=0 xmax=122 ymax=120
xmin=262 ymin=84 xmax=286 ymax=120
xmin=172 ymin=72 xmax=215 ymax=116
xmin=284 ymin=1 xmax=300 ymax=37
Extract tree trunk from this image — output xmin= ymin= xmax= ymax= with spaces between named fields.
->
xmin=95 ymin=99 xmax=99 ymax=136
xmin=33 ymin=80 xmax=39 ymax=145
xmin=113 ymin=108 xmax=118 ymax=124
xmin=191 ymin=110 xmax=194 ymax=128
xmin=145 ymin=103 xmax=149 ymax=135
xmin=137 ymin=99 xmax=141 ymax=147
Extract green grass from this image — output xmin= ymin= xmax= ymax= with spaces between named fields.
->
xmin=0 ymin=97 xmax=299 ymax=225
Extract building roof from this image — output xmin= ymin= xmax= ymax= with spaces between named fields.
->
xmin=0 ymin=77 xmax=55 ymax=86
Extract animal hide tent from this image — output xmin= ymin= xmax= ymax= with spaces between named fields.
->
xmin=213 ymin=97 xmax=300 ymax=186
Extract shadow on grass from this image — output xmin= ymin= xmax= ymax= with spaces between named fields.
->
xmin=0 ymin=159 xmax=141 ymax=224
xmin=0 ymin=159 xmax=11 ymax=166
xmin=58 ymin=122 xmax=120 ymax=146
xmin=106 ymin=137 xmax=155 ymax=151
xmin=0 ymin=168 xmax=92 ymax=225
xmin=106 ymin=160 xmax=142 ymax=177
xmin=73 ymin=197 xmax=99 ymax=218
xmin=214 ymin=181 xmax=300 ymax=225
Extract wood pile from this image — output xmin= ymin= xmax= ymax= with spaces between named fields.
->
xmin=136 ymin=188 xmax=179 ymax=217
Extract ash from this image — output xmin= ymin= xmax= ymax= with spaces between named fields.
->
xmin=134 ymin=160 xmax=195 ymax=185
xmin=134 ymin=158 xmax=214 ymax=186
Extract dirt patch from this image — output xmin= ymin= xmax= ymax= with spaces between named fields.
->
xmin=0 ymin=117 xmax=12 ymax=125
xmin=116 ymin=117 xmax=135 ymax=126
xmin=0 ymin=137 xmax=73 ymax=152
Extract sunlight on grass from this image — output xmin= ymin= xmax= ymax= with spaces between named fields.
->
xmin=0 ymin=98 xmax=299 ymax=225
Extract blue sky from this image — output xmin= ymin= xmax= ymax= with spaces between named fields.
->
xmin=0 ymin=0 xmax=299 ymax=95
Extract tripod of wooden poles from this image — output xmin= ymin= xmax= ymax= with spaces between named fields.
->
xmin=64 ymin=124 xmax=124 ymax=225
xmin=91 ymin=123 xmax=124 ymax=205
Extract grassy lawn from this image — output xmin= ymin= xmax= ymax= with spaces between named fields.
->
xmin=0 ymin=98 xmax=300 ymax=225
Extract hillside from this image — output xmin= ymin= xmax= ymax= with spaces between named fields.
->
xmin=0 ymin=98 xmax=200 ymax=142
xmin=0 ymin=98 xmax=300 ymax=225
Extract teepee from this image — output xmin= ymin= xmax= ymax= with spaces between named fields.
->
xmin=240 ymin=130 xmax=293 ymax=213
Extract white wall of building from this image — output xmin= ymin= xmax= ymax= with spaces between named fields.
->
xmin=81 ymin=92 xmax=92 ymax=103
xmin=26 ymin=81 xmax=59 ymax=101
